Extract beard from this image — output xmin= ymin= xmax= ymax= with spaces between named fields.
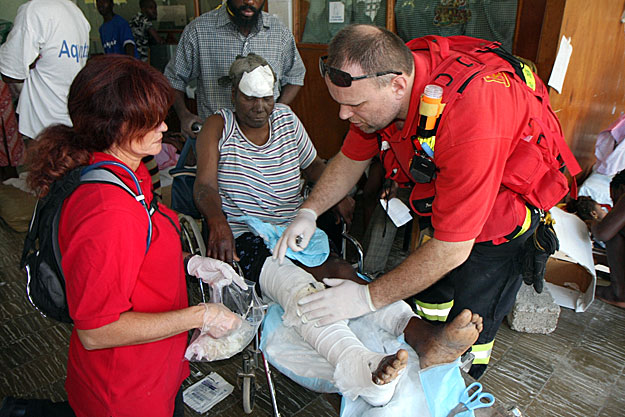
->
xmin=227 ymin=0 xmax=264 ymax=31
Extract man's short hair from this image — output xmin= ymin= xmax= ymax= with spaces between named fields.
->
xmin=140 ymin=0 xmax=155 ymax=9
xmin=327 ymin=24 xmax=414 ymax=85
xmin=226 ymin=53 xmax=277 ymax=91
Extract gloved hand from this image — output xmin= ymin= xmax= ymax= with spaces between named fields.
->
xmin=187 ymin=255 xmax=248 ymax=292
xmin=200 ymin=303 xmax=242 ymax=338
xmin=297 ymin=278 xmax=377 ymax=326
xmin=273 ymin=208 xmax=318 ymax=263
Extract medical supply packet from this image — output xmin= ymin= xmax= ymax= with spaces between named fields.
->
xmin=183 ymin=372 xmax=234 ymax=414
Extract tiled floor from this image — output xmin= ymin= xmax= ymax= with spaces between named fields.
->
xmin=1 ymin=201 xmax=624 ymax=416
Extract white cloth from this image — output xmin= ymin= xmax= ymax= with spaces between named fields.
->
xmin=595 ymin=113 xmax=625 ymax=176
xmin=0 ymin=0 xmax=90 ymax=139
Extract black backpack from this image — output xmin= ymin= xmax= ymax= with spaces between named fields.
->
xmin=20 ymin=161 xmax=154 ymax=323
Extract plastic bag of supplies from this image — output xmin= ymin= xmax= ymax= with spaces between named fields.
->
xmin=185 ymin=279 xmax=265 ymax=362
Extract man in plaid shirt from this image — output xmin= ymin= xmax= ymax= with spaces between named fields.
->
xmin=164 ymin=0 xmax=305 ymax=137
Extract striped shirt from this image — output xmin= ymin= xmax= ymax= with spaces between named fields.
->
xmin=164 ymin=7 xmax=306 ymax=120
xmin=217 ymin=104 xmax=316 ymax=237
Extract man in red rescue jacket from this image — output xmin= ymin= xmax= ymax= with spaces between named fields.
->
xmin=274 ymin=24 xmax=579 ymax=378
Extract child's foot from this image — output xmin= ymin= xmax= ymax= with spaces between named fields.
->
xmin=372 ymin=349 xmax=409 ymax=385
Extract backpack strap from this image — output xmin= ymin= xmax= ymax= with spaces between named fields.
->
xmin=20 ymin=167 xmax=84 ymax=269
xmin=81 ymin=161 xmax=154 ymax=252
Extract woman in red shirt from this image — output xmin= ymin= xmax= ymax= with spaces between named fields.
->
xmin=23 ymin=55 xmax=240 ymax=417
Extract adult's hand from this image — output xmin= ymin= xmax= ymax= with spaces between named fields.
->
xmin=297 ymin=278 xmax=376 ymax=326
xmin=273 ymin=208 xmax=317 ymax=263
xmin=332 ymin=195 xmax=356 ymax=227
xmin=205 ymin=216 xmax=239 ymax=264
xmin=200 ymin=303 xmax=242 ymax=338
xmin=380 ymin=179 xmax=398 ymax=200
xmin=187 ymin=255 xmax=247 ymax=291
xmin=179 ymin=112 xmax=204 ymax=138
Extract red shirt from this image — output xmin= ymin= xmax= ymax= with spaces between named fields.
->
xmin=60 ymin=152 xmax=189 ymax=417
xmin=342 ymin=51 xmax=544 ymax=243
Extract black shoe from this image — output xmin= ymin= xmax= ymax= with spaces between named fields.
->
xmin=0 ymin=397 xmax=27 ymax=417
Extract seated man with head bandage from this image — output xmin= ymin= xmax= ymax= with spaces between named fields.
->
xmin=192 ymin=53 xmax=483 ymax=405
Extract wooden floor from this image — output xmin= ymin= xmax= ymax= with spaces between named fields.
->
xmin=1 ymin=199 xmax=624 ymax=416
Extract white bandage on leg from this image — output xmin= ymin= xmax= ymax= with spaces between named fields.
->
xmin=259 ymin=258 xmax=403 ymax=406
xmin=259 ymin=257 xmax=325 ymax=327
xmin=366 ymin=301 xmax=419 ymax=337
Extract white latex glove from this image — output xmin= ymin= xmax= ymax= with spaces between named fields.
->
xmin=187 ymin=255 xmax=248 ymax=291
xmin=297 ymin=278 xmax=377 ymax=326
xmin=273 ymin=208 xmax=317 ymax=263
xmin=200 ymin=302 xmax=242 ymax=338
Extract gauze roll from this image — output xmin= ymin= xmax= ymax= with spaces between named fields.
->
xmin=239 ymin=65 xmax=275 ymax=98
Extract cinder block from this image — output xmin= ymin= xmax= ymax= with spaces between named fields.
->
xmin=506 ymin=284 xmax=560 ymax=334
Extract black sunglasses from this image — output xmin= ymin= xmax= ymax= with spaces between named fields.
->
xmin=319 ymin=55 xmax=402 ymax=87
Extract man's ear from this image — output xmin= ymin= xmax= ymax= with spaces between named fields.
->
xmin=390 ymin=74 xmax=409 ymax=99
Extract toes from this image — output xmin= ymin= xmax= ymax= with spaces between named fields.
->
xmin=397 ymin=349 xmax=409 ymax=362
xmin=454 ymin=309 xmax=473 ymax=326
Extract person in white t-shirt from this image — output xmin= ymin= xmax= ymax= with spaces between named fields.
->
xmin=0 ymin=0 xmax=90 ymax=140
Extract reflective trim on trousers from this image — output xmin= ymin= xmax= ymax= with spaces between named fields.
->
xmin=470 ymin=340 xmax=495 ymax=365
xmin=414 ymin=299 xmax=453 ymax=322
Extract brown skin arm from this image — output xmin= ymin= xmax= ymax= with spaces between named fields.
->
xmin=591 ymin=192 xmax=625 ymax=242
xmin=172 ymin=89 xmax=204 ymax=138
xmin=147 ymin=27 xmax=165 ymax=44
xmin=1 ymin=56 xmax=39 ymax=83
xmin=193 ymin=114 xmax=239 ymax=263
xmin=277 ymin=84 xmax=301 ymax=106
xmin=1 ymin=74 xmax=23 ymax=84
xmin=301 ymin=156 xmax=356 ymax=226
xmin=369 ymin=237 xmax=474 ymax=308
xmin=77 ymin=306 xmax=205 ymax=350
xmin=124 ymin=43 xmax=136 ymax=57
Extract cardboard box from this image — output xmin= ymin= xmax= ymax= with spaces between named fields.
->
xmin=545 ymin=207 xmax=596 ymax=312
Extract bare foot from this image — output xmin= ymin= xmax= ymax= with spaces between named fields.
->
xmin=372 ymin=349 xmax=409 ymax=385
xmin=596 ymin=286 xmax=625 ymax=309
xmin=405 ymin=309 xmax=483 ymax=369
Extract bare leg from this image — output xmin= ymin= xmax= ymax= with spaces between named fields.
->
xmin=404 ymin=309 xmax=483 ymax=369
xmin=299 ymin=253 xmax=363 ymax=283
xmin=596 ymin=229 xmax=625 ymax=308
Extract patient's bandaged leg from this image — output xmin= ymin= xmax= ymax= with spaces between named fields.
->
xmin=260 ymin=257 xmax=403 ymax=406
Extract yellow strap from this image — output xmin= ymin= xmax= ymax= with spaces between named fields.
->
xmin=511 ymin=206 xmax=532 ymax=240
xmin=520 ymin=62 xmax=536 ymax=91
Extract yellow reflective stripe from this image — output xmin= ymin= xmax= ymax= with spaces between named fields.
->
xmin=511 ymin=206 xmax=532 ymax=240
xmin=470 ymin=340 xmax=495 ymax=365
xmin=414 ymin=299 xmax=453 ymax=322
xmin=520 ymin=62 xmax=536 ymax=91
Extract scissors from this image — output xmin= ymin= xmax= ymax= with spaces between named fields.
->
xmin=446 ymin=382 xmax=495 ymax=416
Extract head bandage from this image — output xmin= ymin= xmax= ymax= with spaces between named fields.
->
xmin=238 ymin=65 xmax=275 ymax=98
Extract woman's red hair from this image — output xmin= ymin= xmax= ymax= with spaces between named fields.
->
xmin=27 ymin=55 xmax=173 ymax=196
